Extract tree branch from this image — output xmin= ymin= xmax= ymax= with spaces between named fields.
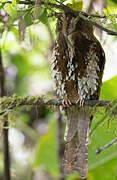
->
xmin=3 ymin=0 xmax=117 ymax=18
xmin=96 ymin=137 xmax=117 ymax=154
xmin=0 ymin=96 xmax=111 ymax=116
xmin=2 ymin=1 xmax=117 ymax=36
xmin=79 ymin=13 xmax=117 ymax=36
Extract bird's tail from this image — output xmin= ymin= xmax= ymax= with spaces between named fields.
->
xmin=62 ymin=107 xmax=90 ymax=178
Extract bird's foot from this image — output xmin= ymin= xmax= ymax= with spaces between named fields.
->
xmin=76 ymin=99 xmax=84 ymax=107
xmin=62 ymin=97 xmax=72 ymax=107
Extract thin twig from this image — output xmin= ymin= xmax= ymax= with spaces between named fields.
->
xmin=96 ymin=137 xmax=117 ymax=154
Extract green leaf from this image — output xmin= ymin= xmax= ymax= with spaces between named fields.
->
xmin=107 ymin=0 xmax=117 ymax=12
xmin=100 ymin=75 xmax=117 ymax=100
xmin=67 ymin=1 xmax=83 ymax=11
xmin=4 ymin=3 xmax=17 ymax=19
xmin=113 ymin=22 xmax=117 ymax=32
xmin=108 ymin=0 xmax=117 ymax=5
xmin=0 ymin=3 xmax=3 ymax=9
xmin=24 ymin=12 xmax=33 ymax=26
xmin=40 ymin=9 xmax=48 ymax=24
xmin=110 ymin=16 xmax=117 ymax=32
xmin=60 ymin=0 xmax=67 ymax=3
xmin=12 ymin=0 xmax=17 ymax=7
xmin=103 ymin=7 xmax=112 ymax=15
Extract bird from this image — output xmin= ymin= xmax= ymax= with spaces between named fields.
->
xmin=51 ymin=12 xmax=105 ymax=178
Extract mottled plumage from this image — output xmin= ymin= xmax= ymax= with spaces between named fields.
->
xmin=51 ymin=12 xmax=105 ymax=178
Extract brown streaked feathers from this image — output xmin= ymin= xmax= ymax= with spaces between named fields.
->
xmin=51 ymin=12 xmax=105 ymax=178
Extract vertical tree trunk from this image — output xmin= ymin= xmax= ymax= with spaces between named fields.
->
xmin=0 ymin=51 xmax=11 ymax=180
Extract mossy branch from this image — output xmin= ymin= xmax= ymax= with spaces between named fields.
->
xmin=0 ymin=95 xmax=111 ymax=116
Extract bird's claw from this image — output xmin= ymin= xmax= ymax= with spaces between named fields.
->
xmin=62 ymin=98 xmax=72 ymax=107
xmin=62 ymin=98 xmax=84 ymax=107
xmin=76 ymin=99 xmax=84 ymax=107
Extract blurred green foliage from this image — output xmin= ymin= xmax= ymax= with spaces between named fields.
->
xmin=34 ymin=117 xmax=59 ymax=177
xmin=4 ymin=0 xmax=17 ymax=20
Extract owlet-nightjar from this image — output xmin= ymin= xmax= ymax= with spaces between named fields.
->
xmin=51 ymin=12 xmax=105 ymax=178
